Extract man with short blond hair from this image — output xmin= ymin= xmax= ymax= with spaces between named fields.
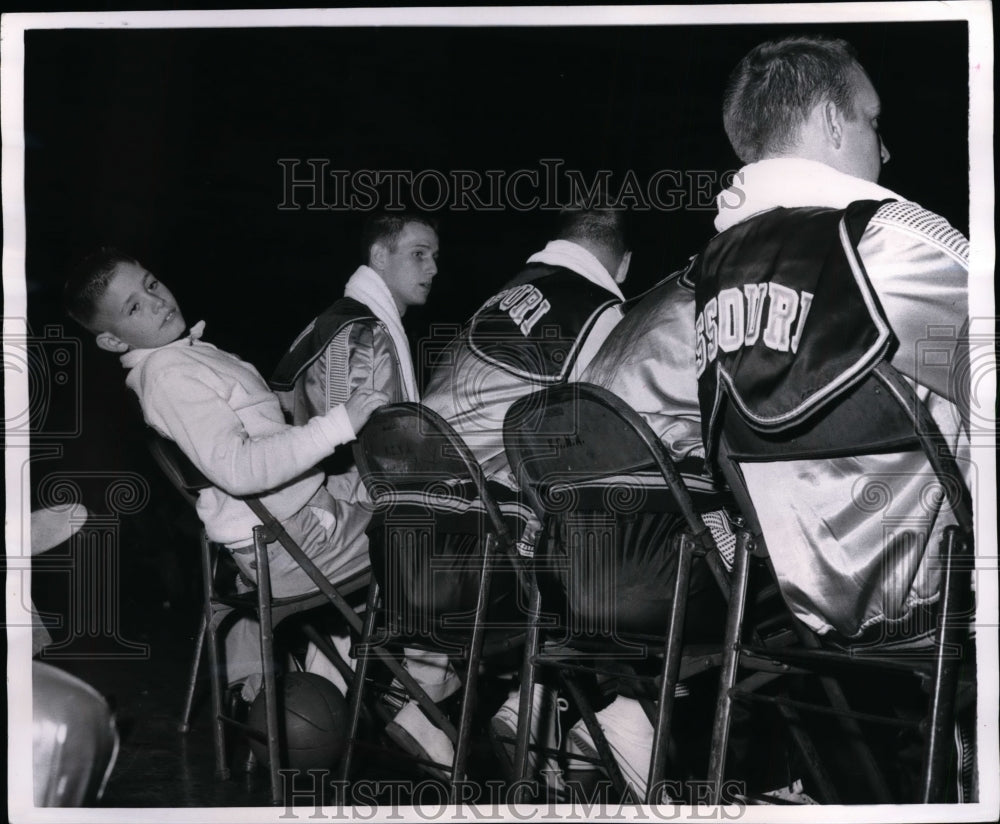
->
xmin=698 ymin=35 xmax=969 ymax=641
xmin=577 ymin=35 xmax=971 ymax=798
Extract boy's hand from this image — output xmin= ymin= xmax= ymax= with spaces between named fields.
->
xmin=344 ymin=388 xmax=390 ymax=433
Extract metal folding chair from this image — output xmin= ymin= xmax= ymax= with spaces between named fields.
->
xmin=503 ymin=381 xmax=733 ymax=803
xmin=704 ymin=360 xmax=975 ymax=803
xmin=340 ymin=402 xmax=533 ymax=798
xmin=145 ymin=430 xmax=427 ymax=804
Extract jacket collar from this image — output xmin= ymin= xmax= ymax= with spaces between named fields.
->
xmin=715 ymin=158 xmax=902 ymax=232
xmin=120 ymin=320 xmax=206 ymax=370
xmin=527 ymin=240 xmax=625 ymax=300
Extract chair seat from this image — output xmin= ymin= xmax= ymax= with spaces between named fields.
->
xmin=542 ymin=469 xmax=732 ymax=515
xmin=370 ymin=624 xmax=527 ymax=659
xmin=213 ymin=568 xmax=371 ymax=620
xmin=538 ymin=637 xmax=723 ymax=668
xmin=368 ymin=479 xmax=535 ymax=527
xmin=818 ymin=600 xmax=950 ymax=654
xmin=742 ymin=635 xmax=975 ymax=679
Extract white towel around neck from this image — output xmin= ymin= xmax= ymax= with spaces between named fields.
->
xmin=343 ymin=265 xmax=419 ymax=401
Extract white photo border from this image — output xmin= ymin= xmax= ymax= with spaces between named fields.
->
xmin=3 ymin=4 xmax=995 ymax=822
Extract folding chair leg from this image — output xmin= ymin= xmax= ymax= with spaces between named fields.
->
xmin=921 ymin=526 xmax=970 ymax=803
xmin=707 ymin=530 xmax=753 ymax=804
xmin=246 ymin=498 xmax=457 ymax=743
xmin=795 ymin=629 xmax=893 ymax=802
xmin=817 ymin=673 xmax=893 ymax=801
xmin=647 ymin=532 xmax=694 ymax=803
xmin=450 ymin=535 xmax=497 ymax=799
xmin=511 ymin=581 xmax=543 ymax=801
xmin=774 ymin=699 xmax=840 ymax=803
xmin=339 ymin=581 xmax=380 ymax=787
xmin=179 ymin=611 xmax=207 ymax=733
xmin=254 ymin=525 xmax=283 ymax=806
xmin=711 ymin=530 xmax=894 ymax=804
xmin=199 ymin=532 xmax=230 ymax=781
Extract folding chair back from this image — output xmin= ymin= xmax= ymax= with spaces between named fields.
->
xmin=355 ymin=402 xmax=495 ymax=495
xmin=503 ymin=382 xmax=731 ymax=803
xmin=354 ymin=401 xmax=528 ymax=628
xmin=354 ymin=400 xmax=512 ymax=542
xmin=706 ymin=360 xmax=974 ymax=803
xmin=506 ymin=381 xmax=726 ymax=640
xmin=507 ymin=381 xmax=725 ymax=514
xmin=146 ymin=428 xmax=212 ymax=501
xmin=719 ymin=363 xmax=919 ymax=459
xmin=714 ymin=359 xmax=971 ymax=639
xmin=343 ymin=402 xmax=531 ymax=794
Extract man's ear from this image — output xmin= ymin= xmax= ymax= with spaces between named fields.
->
xmin=822 ymin=99 xmax=844 ymax=150
xmin=369 ymin=241 xmax=387 ymax=272
xmin=614 ymin=250 xmax=632 ymax=284
xmin=96 ymin=332 xmax=130 ymax=353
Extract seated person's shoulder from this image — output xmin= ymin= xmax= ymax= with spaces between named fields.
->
xmin=614 ymin=263 xmax=694 ymax=322
xmin=135 ymin=342 xmax=249 ymax=401
xmin=272 ymin=298 xmax=378 ymax=389
xmin=868 ymin=201 xmax=968 ymax=263
xmin=347 ymin=316 xmax=378 ymax=345
xmin=308 ymin=297 xmax=377 ymax=342
xmin=139 ymin=342 xmax=203 ymax=373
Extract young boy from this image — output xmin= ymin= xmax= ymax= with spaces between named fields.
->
xmin=64 ymin=247 xmax=387 ymax=696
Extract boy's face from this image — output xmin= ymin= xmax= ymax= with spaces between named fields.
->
xmin=371 ymin=222 xmax=439 ymax=315
xmin=93 ymin=261 xmax=187 ymax=352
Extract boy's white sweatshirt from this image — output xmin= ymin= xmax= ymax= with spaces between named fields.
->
xmin=122 ymin=323 xmax=355 ymax=545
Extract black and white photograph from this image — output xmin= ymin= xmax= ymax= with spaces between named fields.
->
xmin=3 ymin=4 xmax=996 ymax=821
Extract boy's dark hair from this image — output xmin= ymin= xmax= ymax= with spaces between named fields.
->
xmin=555 ymin=207 xmax=629 ymax=261
xmin=63 ymin=246 xmax=138 ymax=331
xmin=723 ymin=35 xmax=861 ymax=164
xmin=361 ymin=212 xmax=438 ymax=264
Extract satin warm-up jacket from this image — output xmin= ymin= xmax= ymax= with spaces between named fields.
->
xmin=271 ymin=298 xmax=408 ymax=425
xmin=589 ymin=197 xmax=969 ymax=640
xmin=697 ymin=200 xmax=970 ymax=640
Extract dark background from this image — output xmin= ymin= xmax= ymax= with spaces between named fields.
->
xmin=18 ymin=18 xmax=970 ymax=637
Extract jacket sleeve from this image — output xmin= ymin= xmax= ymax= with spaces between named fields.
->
xmin=568 ymin=303 xmax=625 ymax=381
xmin=860 ymin=202 xmax=969 ymax=410
xmin=348 ymin=321 xmax=404 ymax=402
xmin=143 ymin=366 xmax=355 ymax=496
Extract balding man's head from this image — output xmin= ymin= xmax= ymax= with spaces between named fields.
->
xmin=554 ymin=208 xmax=631 ymax=283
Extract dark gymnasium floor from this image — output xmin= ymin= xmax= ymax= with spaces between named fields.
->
xmin=31 ymin=593 xmax=942 ymax=811
xmin=30 ymin=584 xmax=730 ymax=810
xmin=34 ymin=596 xmax=524 ymax=809
xmin=32 ymin=588 xmax=610 ymax=809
